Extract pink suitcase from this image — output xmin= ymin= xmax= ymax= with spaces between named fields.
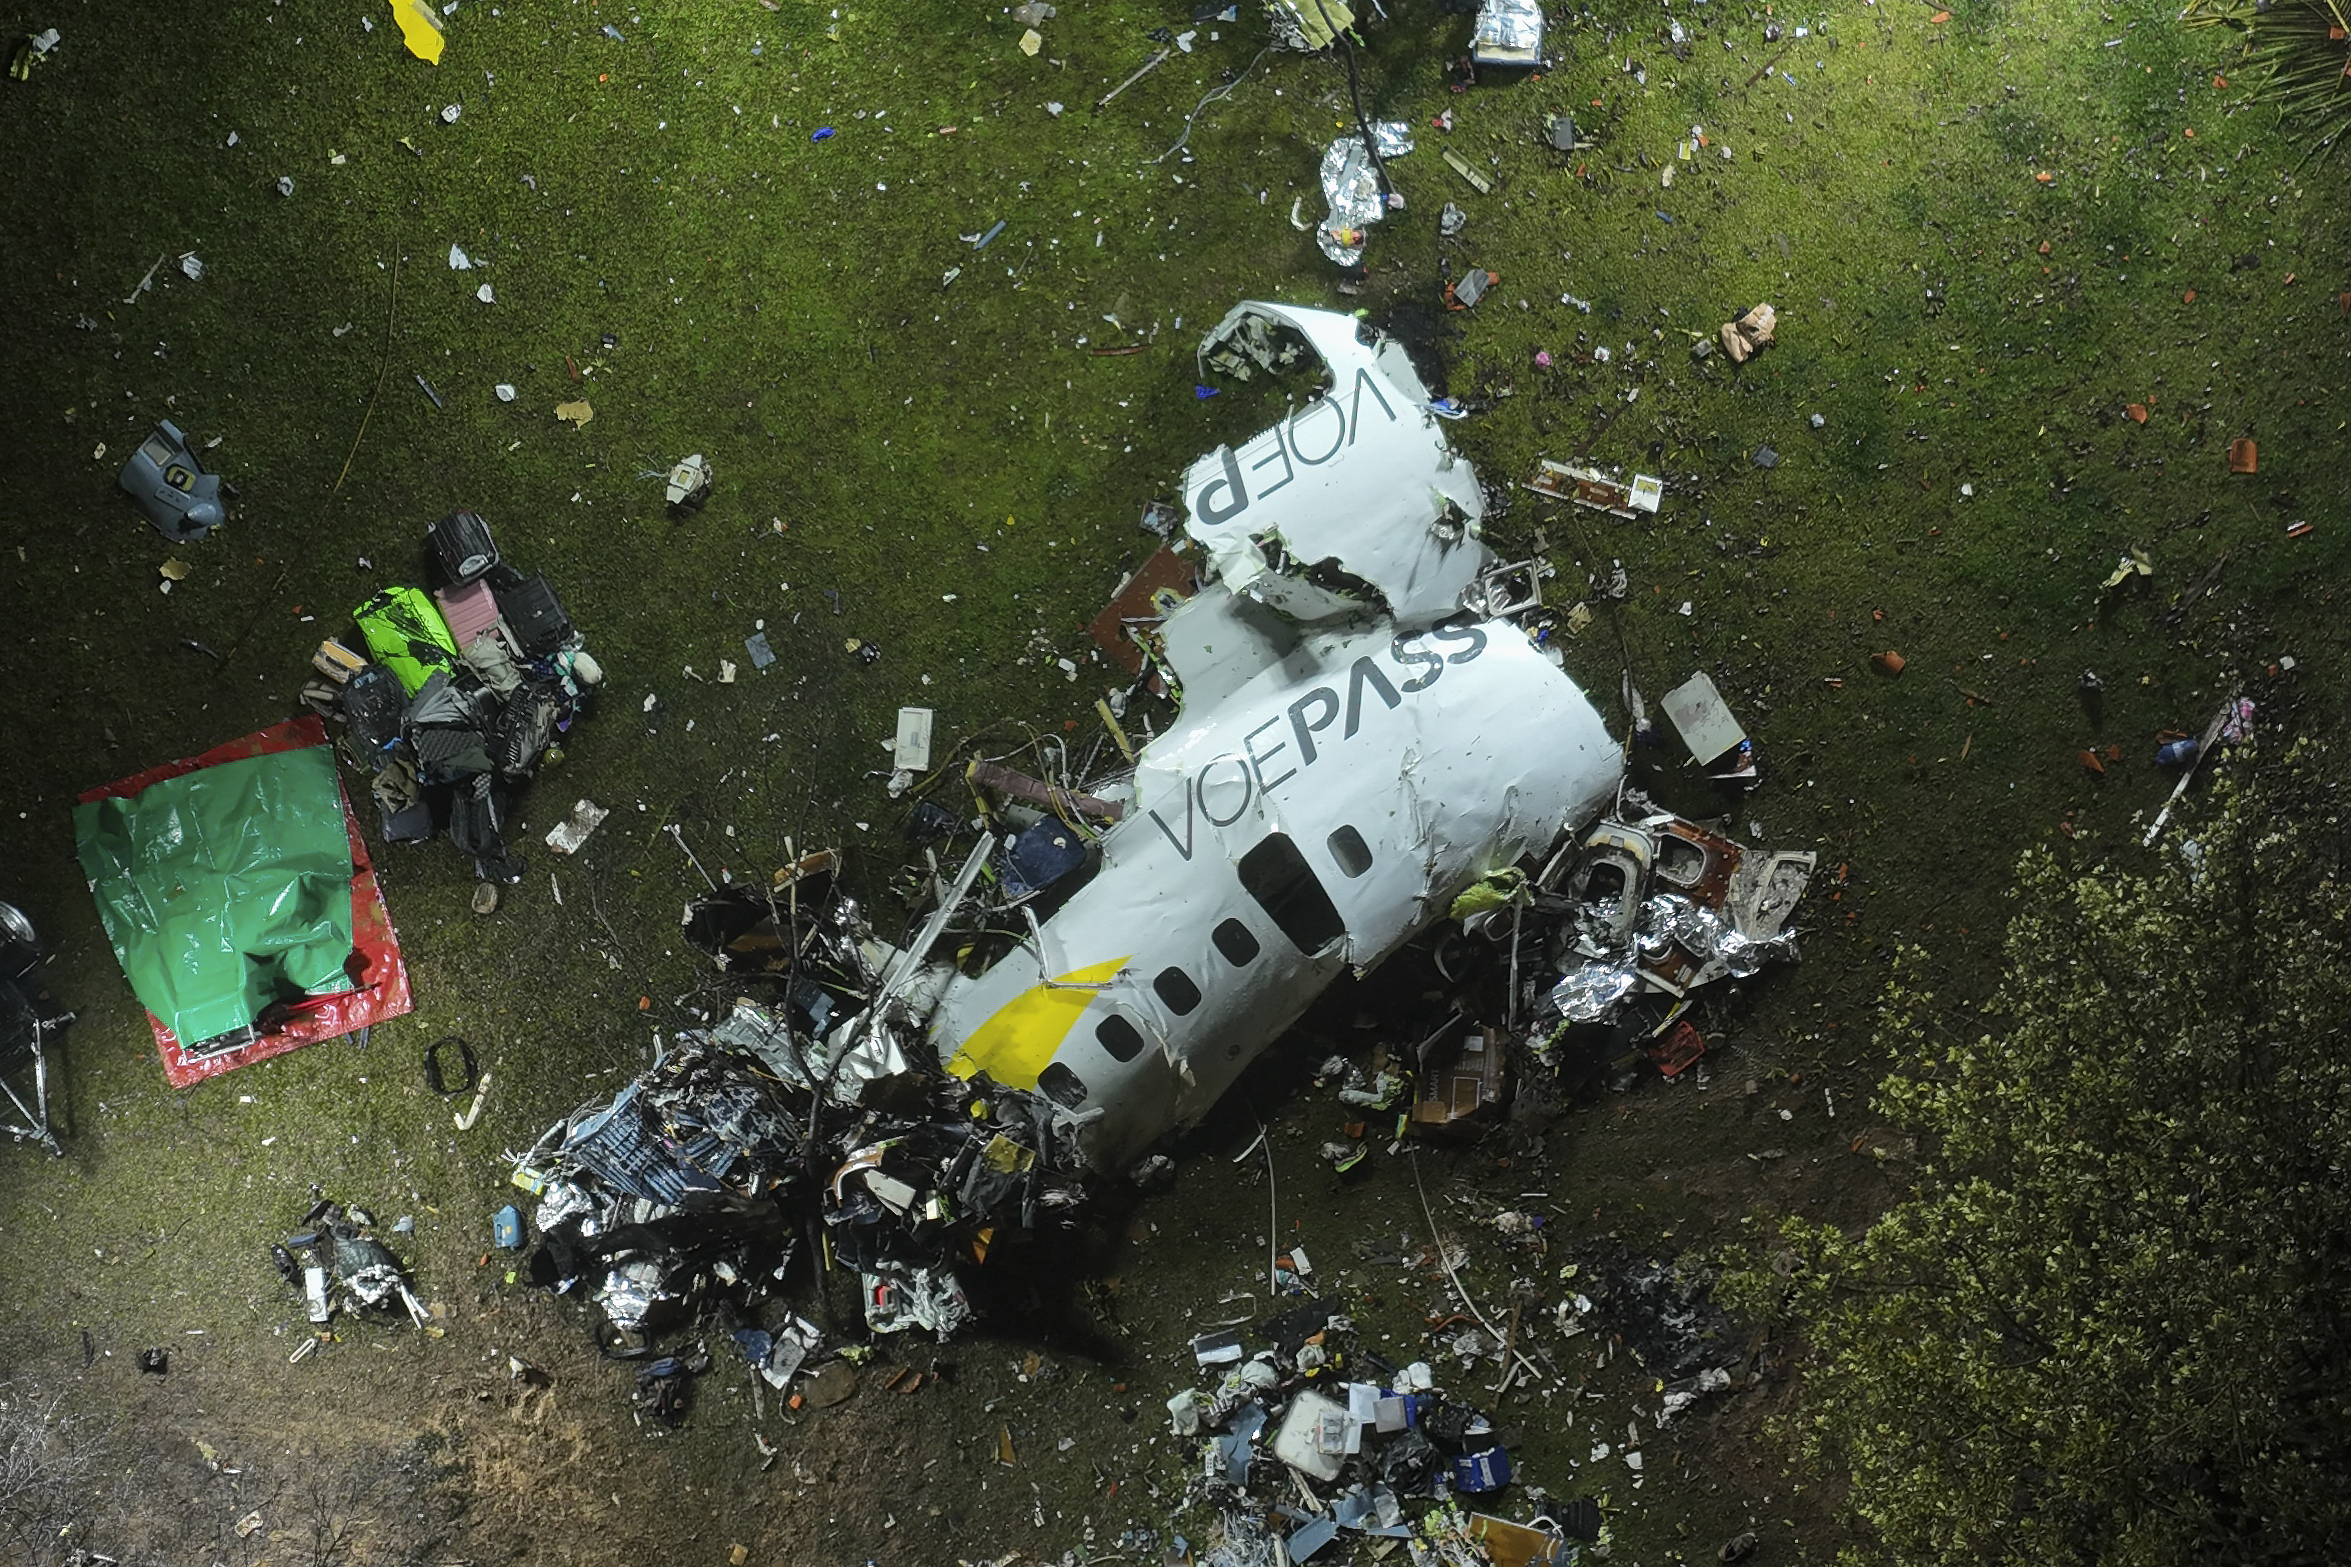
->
xmin=433 ymin=578 xmax=502 ymax=650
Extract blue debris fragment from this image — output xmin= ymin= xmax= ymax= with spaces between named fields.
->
xmin=1452 ymin=1445 xmax=1513 ymax=1493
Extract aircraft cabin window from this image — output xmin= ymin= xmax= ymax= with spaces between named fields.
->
xmin=1037 ymin=1062 xmax=1090 ymax=1110
xmin=1326 ymin=824 xmax=1374 ymax=879
xmin=1153 ymin=966 xmax=1203 ymax=1016
xmin=1212 ymin=918 xmax=1260 ymax=967
xmin=1095 ymin=1013 xmax=1146 ymax=1063
xmin=1236 ymin=832 xmax=1347 ymax=955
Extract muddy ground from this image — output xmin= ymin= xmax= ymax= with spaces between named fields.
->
xmin=1 ymin=0 xmax=2344 ymax=1564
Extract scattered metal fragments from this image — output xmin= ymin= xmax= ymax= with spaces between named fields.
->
xmin=1315 ymin=123 xmax=1411 ymax=266
xmin=1470 ymin=0 xmax=1544 ymax=67
xmin=1 ymin=899 xmax=71 ymax=1156
xmin=2142 ymin=694 xmax=2254 ymax=846
xmin=544 ymin=798 xmax=609 ymax=855
xmin=275 ymin=1197 xmax=430 ymax=1330
xmin=1532 ymin=802 xmax=1814 ymax=1057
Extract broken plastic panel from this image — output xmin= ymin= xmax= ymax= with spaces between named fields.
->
xmin=117 ymin=420 xmax=226 ymax=543
xmin=1658 ymin=672 xmax=1746 ymax=765
xmin=1523 ymin=460 xmax=1662 ymax=518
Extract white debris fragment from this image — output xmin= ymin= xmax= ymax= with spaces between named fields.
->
xmin=544 ymin=799 xmax=611 ymax=855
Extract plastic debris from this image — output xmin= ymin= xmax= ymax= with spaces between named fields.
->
xmin=544 ymin=799 xmax=610 ymax=855
xmin=392 ymin=0 xmax=445 ymax=64
xmin=664 ymin=453 xmax=714 ymax=508
xmin=892 ymin=707 xmax=934 ymax=772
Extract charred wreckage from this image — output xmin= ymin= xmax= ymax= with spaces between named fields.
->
xmin=506 ymin=304 xmax=1815 ymax=1388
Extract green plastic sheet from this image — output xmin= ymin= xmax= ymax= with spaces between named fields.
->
xmin=73 ymin=745 xmax=356 ymax=1046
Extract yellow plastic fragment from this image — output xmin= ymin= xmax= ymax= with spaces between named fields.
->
xmin=554 ymin=400 xmax=594 ymax=428
xmin=392 ymin=0 xmax=445 ymax=65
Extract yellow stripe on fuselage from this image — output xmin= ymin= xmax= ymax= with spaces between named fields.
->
xmin=944 ymin=955 xmax=1131 ymax=1088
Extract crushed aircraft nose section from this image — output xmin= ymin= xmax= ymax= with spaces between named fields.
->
xmin=1185 ymin=303 xmax=1489 ymax=628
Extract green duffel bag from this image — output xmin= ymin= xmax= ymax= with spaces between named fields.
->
xmin=353 ymin=584 xmax=460 ymax=695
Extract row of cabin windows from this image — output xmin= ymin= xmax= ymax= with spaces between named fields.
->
xmin=1089 ymin=827 xmax=1372 ymax=1066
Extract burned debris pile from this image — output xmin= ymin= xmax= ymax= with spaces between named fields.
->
xmin=508 ymin=854 xmax=1099 ymax=1379
xmin=1522 ymin=805 xmax=1814 ymax=1075
xmin=1157 ymin=1294 xmax=1603 ymax=1567
xmin=270 ymin=1197 xmax=430 ymax=1350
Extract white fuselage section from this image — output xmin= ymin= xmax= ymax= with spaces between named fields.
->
xmin=922 ymin=302 xmax=1625 ymax=1172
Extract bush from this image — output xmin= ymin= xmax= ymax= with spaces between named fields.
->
xmin=1731 ymin=742 xmax=2351 ymax=1566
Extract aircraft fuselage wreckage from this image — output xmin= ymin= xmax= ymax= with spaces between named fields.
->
xmin=515 ymin=304 xmax=1811 ymax=1343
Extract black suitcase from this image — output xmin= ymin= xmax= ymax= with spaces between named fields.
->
xmin=341 ymin=665 xmax=408 ymax=758
xmin=430 ymin=510 xmax=501 ymax=585
xmin=487 ymin=567 xmax=573 ymax=657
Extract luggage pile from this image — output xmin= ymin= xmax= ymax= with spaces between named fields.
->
xmin=317 ymin=511 xmax=604 ymax=881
